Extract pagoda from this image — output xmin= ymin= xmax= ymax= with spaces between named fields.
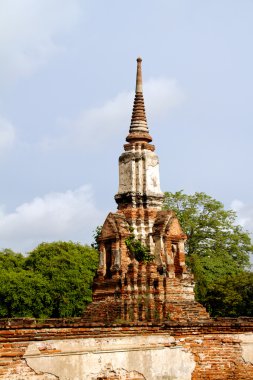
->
xmin=83 ymin=58 xmax=210 ymax=323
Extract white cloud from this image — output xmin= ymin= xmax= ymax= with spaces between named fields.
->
xmin=0 ymin=186 xmax=104 ymax=253
xmin=0 ymin=0 xmax=81 ymax=84
xmin=231 ymin=199 xmax=253 ymax=235
xmin=0 ymin=116 xmax=16 ymax=151
xmin=41 ymin=77 xmax=185 ymax=151
xmin=145 ymin=77 xmax=185 ymax=116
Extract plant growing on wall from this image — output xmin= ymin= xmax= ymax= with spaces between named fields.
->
xmin=125 ymin=228 xmax=154 ymax=263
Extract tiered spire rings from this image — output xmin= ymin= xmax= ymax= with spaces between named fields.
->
xmin=126 ymin=57 xmax=152 ymax=143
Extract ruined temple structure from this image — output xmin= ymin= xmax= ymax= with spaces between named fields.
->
xmin=1 ymin=59 xmax=253 ymax=380
xmin=84 ymin=58 xmax=210 ymax=324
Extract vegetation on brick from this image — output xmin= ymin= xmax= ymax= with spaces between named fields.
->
xmin=163 ymin=191 xmax=253 ymax=317
xmin=125 ymin=228 xmax=154 ymax=263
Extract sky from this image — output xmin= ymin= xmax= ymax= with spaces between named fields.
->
xmin=0 ymin=0 xmax=252 ymax=254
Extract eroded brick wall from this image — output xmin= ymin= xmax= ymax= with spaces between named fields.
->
xmin=0 ymin=318 xmax=253 ymax=380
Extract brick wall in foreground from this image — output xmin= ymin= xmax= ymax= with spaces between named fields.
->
xmin=0 ymin=318 xmax=252 ymax=380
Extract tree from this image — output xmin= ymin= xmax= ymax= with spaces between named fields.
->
xmin=0 ymin=242 xmax=99 ymax=318
xmin=0 ymin=249 xmax=25 ymax=270
xmin=0 ymin=249 xmax=52 ymax=318
xmin=205 ymin=271 xmax=253 ymax=317
xmin=25 ymin=242 xmax=99 ymax=318
xmin=163 ymin=191 xmax=253 ymax=316
xmin=0 ymin=269 xmax=52 ymax=318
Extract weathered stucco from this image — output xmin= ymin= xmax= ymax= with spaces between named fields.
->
xmin=24 ymin=335 xmax=195 ymax=380
xmin=239 ymin=333 xmax=253 ymax=364
xmin=1 ymin=320 xmax=253 ymax=379
xmin=0 ymin=318 xmax=253 ymax=380
xmin=117 ymin=148 xmax=162 ymax=197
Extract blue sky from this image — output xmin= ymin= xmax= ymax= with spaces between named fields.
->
xmin=0 ymin=0 xmax=252 ymax=252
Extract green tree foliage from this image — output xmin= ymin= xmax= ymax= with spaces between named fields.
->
xmin=26 ymin=241 xmax=99 ymax=317
xmin=0 ymin=269 xmax=52 ymax=318
xmin=163 ymin=191 xmax=253 ymax=316
xmin=91 ymin=225 xmax=102 ymax=251
xmin=205 ymin=271 xmax=253 ymax=317
xmin=0 ymin=249 xmax=25 ymax=270
xmin=0 ymin=242 xmax=99 ymax=318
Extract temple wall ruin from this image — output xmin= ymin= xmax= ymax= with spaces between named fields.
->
xmin=0 ymin=318 xmax=253 ymax=380
xmin=1 ymin=58 xmax=252 ymax=380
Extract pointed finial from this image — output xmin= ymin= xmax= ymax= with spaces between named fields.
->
xmin=125 ymin=57 xmax=152 ymax=144
xmin=136 ymin=57 xmax=143 ymax=93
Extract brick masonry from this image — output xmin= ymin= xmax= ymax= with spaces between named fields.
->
xmin=0 ymin=318 xmax=253 ymax=379
xmin=88 ymin=58 xmax=210 ymax=325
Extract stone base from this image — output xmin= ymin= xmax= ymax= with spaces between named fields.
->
xmin=86 ymin=261 xmax=210 ymax=324
xmin=83 ymin=297 xmax=210 ymax=324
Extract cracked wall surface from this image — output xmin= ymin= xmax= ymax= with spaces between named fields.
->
xmin=24 ymin=335 xmax=195 ymax=380
xmin=239 ymin=334 xmax=253 ymax=364
xmin=0 ymin=321 xmax=253 ymax=380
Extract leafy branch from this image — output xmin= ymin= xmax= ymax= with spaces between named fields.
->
xmin=91 ymin=225 xmax=102 ymax=251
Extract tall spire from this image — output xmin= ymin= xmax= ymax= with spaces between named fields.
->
xmin=126 ymin=57 xmax=152 ymax=143
xmin=135 ymin=56 xmax=143 ymax=93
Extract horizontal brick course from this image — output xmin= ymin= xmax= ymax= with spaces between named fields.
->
xmin=0 ymin=318 xmax=252 ymax=379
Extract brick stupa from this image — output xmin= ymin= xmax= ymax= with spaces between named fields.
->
xmin=83 ymin=58 xmax=210 ymax=324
